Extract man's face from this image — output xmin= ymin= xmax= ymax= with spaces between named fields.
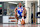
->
xmin=19 ymin=3 xmax=22 ymax=6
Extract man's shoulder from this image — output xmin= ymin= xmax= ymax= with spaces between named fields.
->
xmin=23 ymin=7 xmax=25 ymax=9
xmin=15 ymin=7 xmax=18 ymax=10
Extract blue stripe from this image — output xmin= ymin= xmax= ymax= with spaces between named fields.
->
xmin=17 ymin=7 xmax=23 ymax=16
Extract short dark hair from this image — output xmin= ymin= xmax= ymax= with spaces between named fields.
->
xmin=18 ymin=2 xmax=22 ymax=5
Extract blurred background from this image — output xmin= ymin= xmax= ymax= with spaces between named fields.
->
xmin=0 ymin=1 xmax=25 ymax=24
xmin=3 ymin=1 xmax=25 ymax=16
xmin=0 ymin=0 xmax=40 ymax=24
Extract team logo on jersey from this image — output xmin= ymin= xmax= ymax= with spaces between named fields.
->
xmin=18 ymin=9 xmax=23 ymax=12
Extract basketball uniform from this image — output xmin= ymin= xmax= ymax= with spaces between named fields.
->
xmin=17 ymin=6 xmax=26 ymax=19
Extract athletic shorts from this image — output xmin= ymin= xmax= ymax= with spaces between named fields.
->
xmin=18 ymin=16 xmax=26 ymax=19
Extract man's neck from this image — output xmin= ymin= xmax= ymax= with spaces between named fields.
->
xmin=19 ymin=6 xmax=21 ymax=8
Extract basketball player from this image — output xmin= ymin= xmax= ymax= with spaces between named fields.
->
xmin=14 ymin=2 xmax=26 ymax=21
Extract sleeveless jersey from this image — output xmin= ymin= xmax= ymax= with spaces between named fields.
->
xmin=17 ymin=7 xmax=24 ymax=16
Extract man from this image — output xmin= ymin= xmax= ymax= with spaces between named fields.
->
xmin=14 ymin=2 xmax=26 ymax=21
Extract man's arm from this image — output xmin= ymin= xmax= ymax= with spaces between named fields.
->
xmin=14 ymin=7 xmax=19 ymax=20
xmin=14 ymin=7 xmax=17 ymax=15
xmin=23 ymin=7 xmax=26 ymax=13
xmin=22 ymin=7 xmax=26 ymax=17
xmin=23 ymin=7 xmax=27 ymax=16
